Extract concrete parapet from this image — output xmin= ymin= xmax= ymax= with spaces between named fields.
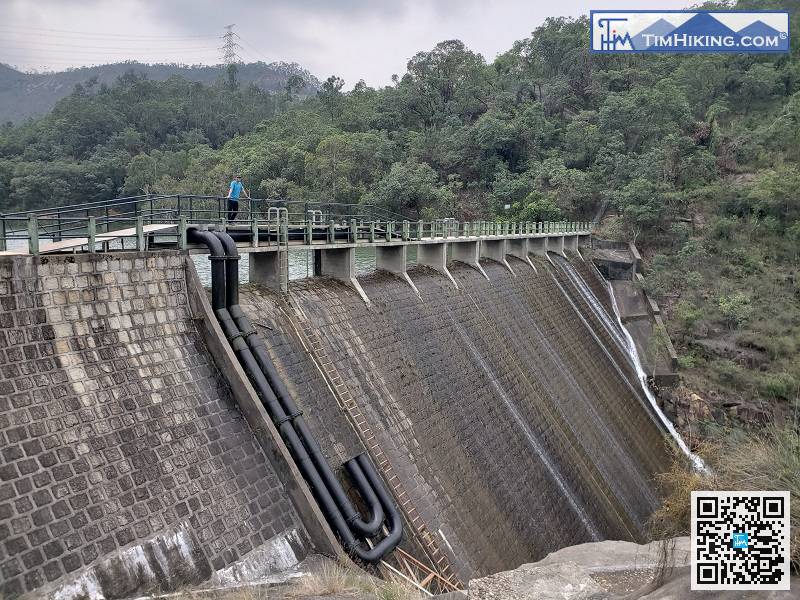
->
xmin=250 ymin=250 xmax=288 ymax=293
xmin=480 ymin=239 xmax=515 ymax=276
xmin=450 ymin=240 xmax=488 ymax=280
xmin=376 ymin=245 xmax=420 ymax=297
xmin=546 ymin=235 xmax=566 ymax=257
xmin=506 ymin=238 xmax=536 ymax=271
xmin=417 ymin=242 xmax=457 ymax=288
xmin=320 ymin=247 xmax=371 ymax=304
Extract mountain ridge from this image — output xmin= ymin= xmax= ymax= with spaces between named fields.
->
xmin=0 ymin=61 xmax=321 ymax=123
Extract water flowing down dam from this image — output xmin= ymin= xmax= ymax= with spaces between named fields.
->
xmin=0 ymin=202 xmax=683 ymax=598
xmin=234 ymin=252 xmax=673 ymax=582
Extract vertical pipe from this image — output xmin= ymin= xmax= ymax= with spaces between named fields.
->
xmin=0 ymin=214 xmax=6 ymax=252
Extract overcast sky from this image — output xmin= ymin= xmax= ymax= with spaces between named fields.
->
xmin=1 ymin=0 xmax=690 ymax=86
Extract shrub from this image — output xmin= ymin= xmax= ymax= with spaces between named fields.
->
xmin=674 ymin=300 xmax=704 ymax=333
xmin=651 ymin=426 xmax=800 ymax=571
xmin=710 ymin=216 xmax=737 ymax=240
xmin=761 ymin=372 xmax=798 ymax=401
xmin=718 ymin=292 xmax=753 ymax=329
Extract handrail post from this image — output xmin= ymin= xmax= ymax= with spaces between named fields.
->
xmin=402 ymin=220 xmax=409 ymax=241
xmin=179 ymin=215 xmax=188 ymax=250
xmin=55 ymin=209 xmax=63 ymax=242
xmin=252 ymin=214 xmax=260 ymax=247
xmin=328 ymin=220 xmax=335 ymax=244
xmin=304 ymin=219 xmax=312 ymax=245
xmin=386 ymin=221 xmax=393 ymax=242
xmin=350 ymin=219 xmax=357 ymax=244
xmin=416 ymin=220 xmax=423 ymax=240
xmin=0 ymin=214 xmax=6 ymax=252
xmin=136 ymin=217 xmax=144 ymax=251
xmin=28 ymin=215 xmax=39 ymax=256
xmin=369 ymin=221 xmax=376 ymax=243
xmin=87 ymin=216 xmax=96 ymax=253
xmin=464 ymin=222 xmax=470 ymax=237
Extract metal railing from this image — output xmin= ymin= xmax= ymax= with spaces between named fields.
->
xmin=0 ymin=194 xmax=593 ymax=255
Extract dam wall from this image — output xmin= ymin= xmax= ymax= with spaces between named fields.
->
xmin=0 ymin=245 xmax=674 ymax=596
xmin=0 ymin=252 xmax=325 ymax=599
xmin=236 ymin=252 xmax=671 ymax=582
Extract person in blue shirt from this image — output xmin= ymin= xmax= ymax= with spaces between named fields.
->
xmin=226 ymin=175 xmax=249 ymax=221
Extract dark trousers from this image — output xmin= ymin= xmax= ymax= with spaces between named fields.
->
xmin=227 ymin=199 xmax=239 ymax=221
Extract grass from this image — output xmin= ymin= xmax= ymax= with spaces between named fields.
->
xmin=650 ymin=424 xmax=800 ymax=572
xmin=286 ymin=559 xmax=373 ymax=597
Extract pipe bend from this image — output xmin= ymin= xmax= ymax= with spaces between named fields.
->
xmin=343 ymin=457 xmax=386 ymax=536
xmin=348 ymin=454 xmax=403 ymax=563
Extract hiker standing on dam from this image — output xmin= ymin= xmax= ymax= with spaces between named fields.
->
xmin=226 ymin=174 xmax=249 ymax=221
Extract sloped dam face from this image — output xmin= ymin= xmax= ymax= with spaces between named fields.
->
xmin=237 ymin=253 xmax=671 ymax=582
xmin=0 ymin=249 xmax=672 ymax=597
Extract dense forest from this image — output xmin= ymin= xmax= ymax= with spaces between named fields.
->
xmin=0 ymin=2 xmax=798 ymax=433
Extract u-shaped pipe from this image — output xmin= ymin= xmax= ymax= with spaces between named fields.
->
xmin=187 ymin=228 xmax=401 ymax=561
xmin=211 ymin=230 xmax=385 ymax=537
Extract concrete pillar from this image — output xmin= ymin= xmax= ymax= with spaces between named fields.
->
xmin=528 ymin=237 xmax=547 ymax=257
xmin=564 ymin=235 xmax=579 ymax=253
xmin=320 ymin=247 xmax=370 ymax=304
xmin=250 ymin=250 xmax=288 ymax=293
xmin=416 ymin=242 xmax=457 ymax=288
xmin=546 ymin=235 xmax=566 ymax=257
xmin=506 ymin=237 xmax=536 ymax=271
xmin=480 ymin=239 xmax=515 ymax=276
xmin=450 ymin=240 xmax=489 ymax=280
xmin=376 ymin=245 xmax=420 ymax=297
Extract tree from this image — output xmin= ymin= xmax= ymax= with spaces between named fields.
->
xmin=318 ymin=75 xmax=345 ymax=121
xmin=614 ymin=178 xmax=668 ymax=243
xmin=367 ymin=160 xmax=453 ymax=218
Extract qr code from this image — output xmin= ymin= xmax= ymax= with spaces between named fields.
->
xmin=691 ymin=491 xmax=790 ymax=590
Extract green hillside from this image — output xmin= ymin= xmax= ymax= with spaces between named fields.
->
xmin=0 ymin=1 xmax=798 ymax=437
xmin=0 ymin=60 xmax=319 ymax=123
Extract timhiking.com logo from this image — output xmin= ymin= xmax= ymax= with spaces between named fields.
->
xmin=590 ymin=11 xmax=790 ymax=53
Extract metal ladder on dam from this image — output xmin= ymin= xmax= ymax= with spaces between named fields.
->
xmin=279 ymin=298 xmax=462 ymax=594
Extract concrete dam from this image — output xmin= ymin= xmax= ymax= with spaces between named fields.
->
xmin=0 ymin=200 xmax=680 ymax=598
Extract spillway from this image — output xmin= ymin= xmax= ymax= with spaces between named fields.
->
xmin=236 ymin=252 xmax=673 ymax=582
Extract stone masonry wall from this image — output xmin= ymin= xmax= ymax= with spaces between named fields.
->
xmin=0 ymin=252 xmax=310 ymax=599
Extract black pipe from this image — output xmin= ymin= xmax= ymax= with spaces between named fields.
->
xmin=212 ymin=231 xmax=386 ymax=537
xmin=189 ymin=228 xmax=400 ymax=561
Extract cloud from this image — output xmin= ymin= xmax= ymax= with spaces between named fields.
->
xmin=0 ymin=0 xmax=691 ymax=85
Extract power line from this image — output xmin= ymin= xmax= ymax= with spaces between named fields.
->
xmin=235 ymin=33 xmax=272 ymax=65
xmin=0 ymin=40 xmax=217 ymax=54
xmin=0 ymin=35 xmax=220 ymax=49
xmin=0 ymin=46 xmax=220 ymax=57
xmin=0 ymin=24 xmax=218 ymax=40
